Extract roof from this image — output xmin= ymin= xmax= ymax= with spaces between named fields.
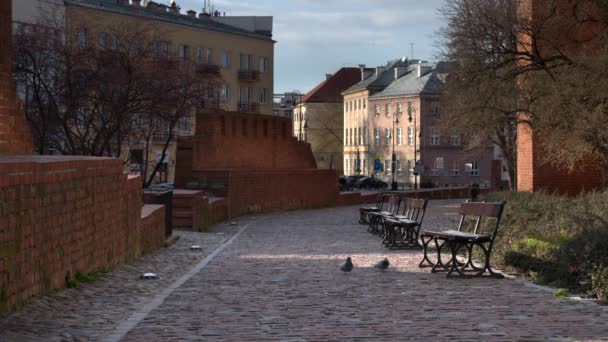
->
xmin=342 ymin=59 xmax=416 ymax=96
xmin=64 ymin=0 xmax=275 ymax=42
xmin=300 ymin=68 xmax=361 ymax=103
xmin=369 ymin=62 xmax=448 ymax=99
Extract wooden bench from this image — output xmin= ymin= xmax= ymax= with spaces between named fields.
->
xmin=367 ymin=195 xmax=400 ymax=235
xmin=359 ymin=194 xmax=389 ymax=224
xmin=419 ymin=201 xmax=506 ymax=278
xmin=381 ymin=198 xmax=428 ymax=249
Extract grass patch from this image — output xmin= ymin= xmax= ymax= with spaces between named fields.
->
xmin=483 ymin=191 xmax=608 ymax=301
xmin=65 ymin=270 xmax=106 ymax=289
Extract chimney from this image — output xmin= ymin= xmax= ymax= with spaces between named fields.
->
xmin=394 ymin=67 xmax=408 ymax=79
xmin=417 ymin=64 xmax=432 ymax=78
xmin=325 ymin=74 xmax=332 ymax=80
xmin=132 ymin=0 xmax=141 ymax=6
xmin=187 ymin=10 xmax=196 ymax=17
xmin=169 ymin=1 xmax=179 ymax=14
xmin=375 ymin=66 xmax=385 ymax=76
xmin=360 ymin=67 xmax=373 ymax=81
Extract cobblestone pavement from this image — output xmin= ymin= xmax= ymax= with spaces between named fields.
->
xmin=3 ymin=200 xmax=608 ymax=341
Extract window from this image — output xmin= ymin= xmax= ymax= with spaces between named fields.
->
xmin=179 ymin=45 xmax=190 ymax=62
xmin=344 ymin=103 xmax=348 ymax=113
xmin=385 ymin=103 xmax=390 ymax=116
xmin=130 ymin=149 xmax=143 ymax=166
xmin=432 ymin=157 xmax=444 ymax=176
xmin=221 ymin=50 xmax=231 ymax=68
xmin=99 ymin=32 xmax=108 ymax=49
xmin=196 ymin=47 xmax=203 ymax=64
xmin=357 ymin=99 xmax=361 ymax=110
xmin=260 ymin=88 xmax=268 ymax=104
xmin=363 ymin=99 xmax=367 ymax=109
xmin=76 ymin=30 xmax=87 ymax=48
xmin=397 ymin=127 xmax=403 ymax=146
xmin=345 ymin=158 xmax=350 ymax=174
xmin=397 ymin=160 xmax=402 ymax=176
xmin=157 ymin=41 xmax=171 ymax=59
xmin=471 ymin=161 xmax=480 ymax=176
xmin=240 ymin=53 xmax=252 ymax=70
xmin=363 ymin=126 xmax=367 ymax=145
xmin=374 ymin=128 xmax=380 ymax=146
xmin=221 ymin=83 xmax=231 ymax=101
xmin=385 ymin=128 xmax=391 ymax=146
xmin=374 ymin=104 xmax=380 ymax=116
xmin=407 ymin=160 xmax=414 ymax=176
xmin=385 ymin=160 xmax=391 ymax=174
xmin=259 ymin=57 xmax=269 ymax=73
xmin=431 ymin=102 xmax=440 ymax=116
xmin=451 ymin=160 xmax=460 ymax=176
xmin=407 ymin=102 xmax=414 ymax=115
xmin=239 ymin=87 xmax=252 ymax=104
xmin=450 ymin=133 xmax=461 ymax=146
xmin=178 ymin=116 xmax=190 ymax=133
xmin=430 ymin=127 xmax=440 ymax=145
xmin=408 ymin=127 xmax=414 ymax=145
xmin=397 ymin=103 xmax=403 ymax=115
xmin=205 ymin=48 xmax=213 ymax=64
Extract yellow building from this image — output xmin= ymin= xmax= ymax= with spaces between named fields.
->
xmin=62 ymin=0 xmax=275 ymax=183
xmin=293 ymin=68 xmax=361 ymax=175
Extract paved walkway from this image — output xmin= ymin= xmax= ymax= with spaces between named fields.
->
xmin=2 ymin=200 xmax=608 ymax=341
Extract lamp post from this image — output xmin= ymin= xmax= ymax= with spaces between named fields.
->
xmin=408 ymin=104 xmax=418 ymax=190
xmin=391 ymin=112 xmax=400 ymax=191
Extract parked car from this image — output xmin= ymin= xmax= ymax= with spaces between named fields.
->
xmin=339 ymin=175 xmax=366 ymax=191
xmin=355 ymin=177 xmax=388 ymax=190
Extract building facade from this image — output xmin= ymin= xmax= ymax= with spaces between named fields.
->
xmin=12 ymin=0 xmax=275 ymax=184
xmin=292 ymin=68 xmax=361 ymax=174
xmin=344 ymin=60 xmax=498 ymax=189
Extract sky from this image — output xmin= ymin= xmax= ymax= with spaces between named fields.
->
xmin=179 ymin=0 xmax=446 ymax=94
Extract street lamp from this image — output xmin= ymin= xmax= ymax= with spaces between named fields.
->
xmin=391 ymin=112 xmax=400 ymax=191
xmin=408 ymin=104 xmax=418 ymax=190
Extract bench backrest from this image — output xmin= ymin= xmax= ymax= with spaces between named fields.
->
xmin=386 ymin=195 xmax=400 ymax=214
xmin=376 ymin=194 xmax=389 ymax=210
xmin=457 ymin=201 xmax=506 ymax=242
xmin=397 ymin=198 xmax=428 ymax=224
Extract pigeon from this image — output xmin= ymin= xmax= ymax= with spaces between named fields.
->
xmin=340 ymin=257 xmax=354 ymax=272
xmin=374 ymin=258 xmax=390 ymax=271
xmin=190 ymin=245 xmax=202 ymax=250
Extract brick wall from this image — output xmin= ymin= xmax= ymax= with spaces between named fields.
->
xmin=0 ymin=156 xmax=165 ymax=313
xmin=189 ymin=111 xmax=317 ymax=171
xmin=0 ymin=1 xmax=33 ymax=155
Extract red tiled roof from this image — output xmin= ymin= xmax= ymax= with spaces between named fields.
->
xmin=299 ymin=68 xmax=361 ymax=103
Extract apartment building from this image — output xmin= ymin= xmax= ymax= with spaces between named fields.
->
xmin=292 ymin=68 xmax=361 ymax=174
xmin=12 ymin=0 xmax=275 ymax=184
xmin=341 ymin=59 xmax=411 ymax=178
xmin=343 ymin=59 xmax=498 ymax=189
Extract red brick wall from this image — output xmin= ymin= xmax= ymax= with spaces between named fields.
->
xmin=0 ymin=156 xmax=164 ymax=313
xmin=516 ymin=0 xmax=607 ymax=195
xmin=190 ymin=111 xmax=317 ymax=171
xmin=140 ymin=205 xmax=166 ymax=254
xmin=0 ymin=1 xmax=32 ymax=155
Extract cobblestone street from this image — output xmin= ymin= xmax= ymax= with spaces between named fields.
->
xmin=2 ymin=200 xmax=608 ymax=341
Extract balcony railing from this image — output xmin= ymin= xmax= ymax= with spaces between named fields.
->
xmin=152 ymin=132 xmax=176 ymax=142
xmin=196 ymin=63 xmax=221 ymax=76
xmin=238 ymin=102 xmax=260 ymax=114
xmin=238 ymin=69 xmax=261 ymax=82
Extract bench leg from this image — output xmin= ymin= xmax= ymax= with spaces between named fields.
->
xmin=419 ymin=235 xmax=435 ymax=268
xmin=431 ymin=238 xmax=450 ymax=273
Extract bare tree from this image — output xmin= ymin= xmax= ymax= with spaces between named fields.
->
xmin=13 ymin=9 xmax=221 ymax=187
xmin=437 ymin=0 xmax=608 ymax=187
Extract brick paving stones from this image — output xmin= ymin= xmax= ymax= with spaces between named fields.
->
xmin=2 ymin=200 xmax=608 ymax=341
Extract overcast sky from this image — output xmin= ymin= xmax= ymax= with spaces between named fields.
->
xmin=179 ymin=0 xmax=446 ymax=94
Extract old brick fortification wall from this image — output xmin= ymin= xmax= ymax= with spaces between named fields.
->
xmin=174 ymin=110 xmax=339 ymax=218
xmin=0 ymin=1 xmax=32 ymax=154
xmin=516 ymin=0 xmax=607 ymax=195
xmin=0 ymin=3 xmax=167 ymax=312
xmin=0 ymin=157 xmax=165 ymax=312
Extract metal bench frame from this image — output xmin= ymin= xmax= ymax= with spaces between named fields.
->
xmin=367 ymin=196 xmax=400 ymax=235
xmin=419 ymin=201 xmax=506 ymax=278
xmin=359 ymin=194 xmax=388 ymax=224
xmin=382 ymin=198 xmax=428 ymax=249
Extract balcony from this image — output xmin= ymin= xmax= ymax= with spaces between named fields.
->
xmin=152 ymin=132 xmax=176 ymax=142
xmin=196 ymin=63 xmax=221 ymax=76
xmin=238 ymin=69 xmax=261 ymax=82
xmin=238 ymin=102 xmax=260 ymax=114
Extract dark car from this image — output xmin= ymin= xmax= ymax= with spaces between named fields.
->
xmin=339 ymin=175 xmax=366 ymax=191
xmin=355 ymin=177 xmax=388 ymax=190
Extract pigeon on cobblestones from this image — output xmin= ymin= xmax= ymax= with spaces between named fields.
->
xmin=340 ymin=257 xmax=353 ymax=272
xmin=374 ymin=258 xmax=390 ymax=271
xmin=140 ymin=273 xmax=159 ymax=280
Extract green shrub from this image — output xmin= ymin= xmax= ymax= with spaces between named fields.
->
xmin=592 ymin=266 xmax=608 ymax=303
xmin=482 ymin=190 xmax=608 ymax=299
xmin=555 ymin=288 xmax=568 ymax=297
